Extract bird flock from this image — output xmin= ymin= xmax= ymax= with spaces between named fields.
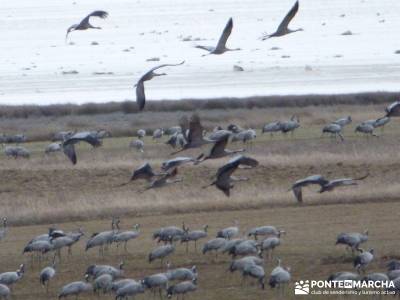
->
xmin=2 ymin=100 xmax=400 ymax=199
xmin=63 ymin=1 xmax=306 ymax=112
xmin=2 ymin=216 xmax=400 ymax=299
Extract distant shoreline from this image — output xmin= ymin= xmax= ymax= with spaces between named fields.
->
xmin=1 ymin=91 xmax=398 ymax=119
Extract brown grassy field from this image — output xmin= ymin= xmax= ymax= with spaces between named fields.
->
xmin=0 ymin=93 xmax=397 ymax=141
xmin=1 ymin=202 xmax=399 ymax=300
xmin=0 ymin=102 xmax=399 ymax=224
xmin=0 ymin=103 xmax=399 ymax=299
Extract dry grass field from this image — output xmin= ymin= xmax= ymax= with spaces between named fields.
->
xmin=0 ymin=93 xmax=397 ymax=141
xmin=1 ymin=202 xmax=400 ymax=300
xmin=0 ymin=102 xmax=399 ymax=299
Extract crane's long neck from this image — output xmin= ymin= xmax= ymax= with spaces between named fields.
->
xmin=226 ymin=47 xmax=241 ymax=52
xmin=89 ymin=24 xmax=101 ymax=30
xmin=169 ymin=178 xmax=182 ymax=184
xmin=288 ymin=28 xmax=303 ymax=34
xmin=52 ymin=254 xmax=57 ymax=267
xmin=226 ymin=148 xmax=244 ymax=154
xmin=154 ymin=73 xmax=166 ymax=77
xmin=277 ymin=258 xmax=282 ymax=267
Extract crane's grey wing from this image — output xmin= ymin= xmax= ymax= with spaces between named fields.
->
xmin=327 ymin=174 xmax=369 ymax=189
xmin=293 ymin=175 xmax=327 ymax=188
xmin=85 ymin=135 xmax=102 ymax=147
xmin=162 ymin=157 xmax=193 ymax=171
xmin=353 ymin=173 xmax=369 ymax=181
xmin=64 ymin=133 xmax=101 ymax=147
xmin=210 ymin=134 xmax=230 ymax=156
xmin=166 ymin=167 xmax=178 ymax=178
xmin=146 ymin=61 xmax=185 ymax=74
xmin=143 ymin=177 xmax=165 ymax=192
xmin=374 ymin=116 xmax=389 ymax=127
xmin=227 ymin=155 xmax=244 ymax=164
xmin=179 ymin=115 xmax=190 ymax=141
xmin=195 ymin=45 xmax=215 ymax=52
xmin=138 ymin=61 xmax=185 ymax=83
xmin=276 ymin=1 xmax=299 ymax=33
xmin=386 ymin=101 xmax=400 ymax=117
xmin=237 ymin=156 xmax=259 ymax=168
xmin=162 ymin=158 xmax=178 ymax=171
xmin=131 ymin=162 xmax=155 ymax=180
xmin=292 ymin=186 xmax=302 ymax=202
xmin=81 ymin=10 xmax=109 ymax=26
xmin=187 ymin=114 xmax=204 ymax=146
xmin=330 ymin=179 xmax=356 ymax=186
xmin=136 ymin=80 xmax=146 ymax=111
xmin=216 ymin=174 xmax=232 ymax=197
xmin=63 ymin=144 xmax=77 ymax=165
xmin=143 ymin=169 xmax=176 ymax=191
xmin=322 ymin=178 xmax=359 ymax=192
xmin=215 ymin=18 xmax=233 ymax=51
xmin=216 ymin=160 xmax=239 ymax=179
xmin=87 ymin=10 xmax=109 ymax=19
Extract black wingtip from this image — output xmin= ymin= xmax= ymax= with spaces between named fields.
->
xmin=356 ymin=173 xmax=370 ymax=181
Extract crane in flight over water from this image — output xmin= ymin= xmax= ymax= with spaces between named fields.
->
xmin=66 ymin=11 xmax=109 ymax=41
xmin=261 ymin=1 xmax=302 ymax=40
xmin=135 ymin=61 xmax=185 ymax=111
xmin=195 ymin=18 xmax=240 ymax=55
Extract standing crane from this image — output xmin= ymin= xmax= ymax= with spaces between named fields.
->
xmin=354 ymin=248 xmax=374 ymax=274
xmin=269 ymin=259 xmax=291 ymax=295
xmin=39 ymin=257 xmax=56 ymax=293
xmin=58 ymin=275 xmax=93 ymax=299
